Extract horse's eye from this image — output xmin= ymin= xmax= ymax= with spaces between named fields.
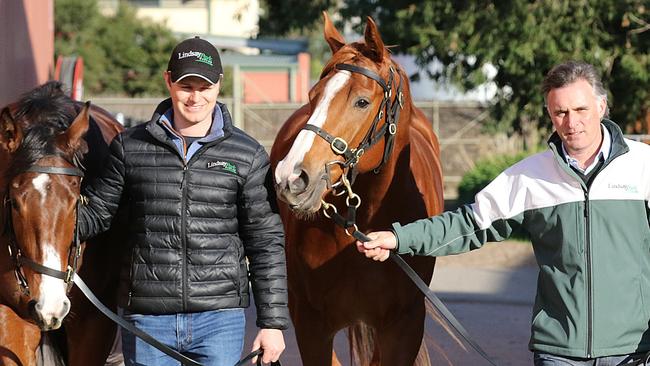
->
xmin=355 ymin=98 xmax=370 ymax=109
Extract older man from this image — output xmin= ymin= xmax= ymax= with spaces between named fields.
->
xmin=358 ymin=61 xmax=650 ymax=365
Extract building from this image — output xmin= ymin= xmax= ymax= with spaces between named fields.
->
xmin=0 ymin=1 xmax=54 ymax=107
xmin=98 ymin=0 xmax=309 ymax=105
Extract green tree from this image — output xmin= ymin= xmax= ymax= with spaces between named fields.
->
xmin=55 ymin=0 xmax=178 ymax=96
xmin=260 ymin=0 xmax=650 ymax=136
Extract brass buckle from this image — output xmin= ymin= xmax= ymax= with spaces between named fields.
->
xmin=331 ymin=137 xmax=348 ymax=155
xmin=344 ymin=224 xmax=359 ymax=237
xmin=321 ymin=200 xmax=338 ymax=219
xmin=64 ymin=266 xmax=74 ymax=284
xmin=346 ymin=193 xmax=361 ymax=209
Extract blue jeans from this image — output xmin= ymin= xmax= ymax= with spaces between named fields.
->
xmin=121 ymin=308 xmax=245 ymax=366
xmin=533 ymin=351 xmax=648 ymax=366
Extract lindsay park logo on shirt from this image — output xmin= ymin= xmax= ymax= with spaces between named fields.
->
xmin=207 ymin=160 xmax=237 ymax=174
xmin=608 ymin=183 xmax=639 ymax=193
xmin=177 ymin=51 xmax=213 ymax=66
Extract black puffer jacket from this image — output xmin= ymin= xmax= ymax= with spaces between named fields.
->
xmin=79 ymin=100 xmax=289 ymax=330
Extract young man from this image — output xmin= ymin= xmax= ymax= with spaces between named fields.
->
xmin=79 ymin=36 xmax=288 ymax=365
xmin=358 ymin=61 xmax=650 ymax=365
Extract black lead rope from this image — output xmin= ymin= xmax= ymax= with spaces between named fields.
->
xmin=233 ymin=348 xmax=281 ymax=366
xmin=73 ymin=274 xmax=278 ymax=366
xmin=71 ymin=275 xmax=203 ymax=366
xmin=352 ymin=229 xmax=499 ymax=366
xmin=620 ymin=352 xmax=650 ymax=366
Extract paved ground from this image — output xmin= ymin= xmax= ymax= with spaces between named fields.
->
xmin=244 ymin=241 xmax=538 ymax=365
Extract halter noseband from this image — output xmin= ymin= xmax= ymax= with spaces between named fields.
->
xmin=3 ymin=163 xmax=85 ymax=297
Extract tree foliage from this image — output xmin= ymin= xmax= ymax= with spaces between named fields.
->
xmin=260 ymin=0 xmax=650 ymax=134
xmin=55 ymin=0 xmax=178 ymax=96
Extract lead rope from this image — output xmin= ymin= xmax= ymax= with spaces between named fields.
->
xmin=321 ymin=178 xmax=498 ymax=366
xmin=620 ymin=352 xmax=650 ymax=366
xmin=234 ymin=348 xmax=281 ymax=366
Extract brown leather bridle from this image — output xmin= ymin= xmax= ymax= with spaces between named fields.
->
xmin=3 ymin=163 xmax=85 ymax=297
xmin=303 ymin=62 xmax=404 ymax=188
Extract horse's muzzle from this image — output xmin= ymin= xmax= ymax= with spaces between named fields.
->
xmin=28 ymin=298 xmax=69 ymax=330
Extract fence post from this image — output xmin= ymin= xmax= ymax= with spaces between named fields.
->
xmin=233 ymin=64 xmax=243 ymax=128
xmin=433 ymin=101 xmax=440 ymax=136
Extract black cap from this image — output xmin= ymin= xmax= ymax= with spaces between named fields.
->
xmin=167 ymin=36 xmax=223 ymax=84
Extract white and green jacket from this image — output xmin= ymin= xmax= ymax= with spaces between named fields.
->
xmin=393 ymin=120 xmax=650 ymax=358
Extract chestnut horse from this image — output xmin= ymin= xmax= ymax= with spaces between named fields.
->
xmin=271 ymin=14 xmax=444 ymax=366
xmin=0 ymin=82 xmax=125 ymax=365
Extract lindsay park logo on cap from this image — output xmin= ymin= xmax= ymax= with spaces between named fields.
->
xmin=177 ymin=51 xmax=213 ymax=66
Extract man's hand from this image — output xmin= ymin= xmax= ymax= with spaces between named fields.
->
xmin=355 ymin=231 xmax=397 ymax=262
xmin=251 ymin=328 xmax=285 ymax=364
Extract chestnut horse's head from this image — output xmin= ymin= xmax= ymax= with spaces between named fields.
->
xmin=0 ymin=82 xmax=89 ymax=330
xmin=274 ymin=13 xmax=407 ymax=216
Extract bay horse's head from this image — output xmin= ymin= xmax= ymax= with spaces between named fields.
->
xmin=0 ymin=82 xmax=89 ymax=330
xmin=274 ymin=13 xmax=408 ymax=216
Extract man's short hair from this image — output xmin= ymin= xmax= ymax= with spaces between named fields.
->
xmin=542 ymin=61 xmax=608 ymax=101
xmin=541 ymin=61 xmax=609 ymax=116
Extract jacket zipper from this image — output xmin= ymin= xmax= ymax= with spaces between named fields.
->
xmin=181 ymin=163 xmax=188 ymax=311
xmin=583 ymin=188 xmax=593 ymax=357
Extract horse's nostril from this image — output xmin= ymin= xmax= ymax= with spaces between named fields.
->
xmin=28 ymin=300 xmax=37 ymax=312
xmin=289 ymin=169 xmax=309 ymax=194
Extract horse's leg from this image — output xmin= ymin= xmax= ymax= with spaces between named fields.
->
xmin=66 ymin=233 xmax=122 ymax=366
xmin=291 ymin=298 xmax=339 ymax=366
xmin=0 ymin=304 xmax=41 ymax=366
xmin=64 ymin=291 xmax=118 ymax=366
xmin=104 ymin=328 xmax=125 ymax=366
xmin=375 ymin=299 xmax=426 ymax=366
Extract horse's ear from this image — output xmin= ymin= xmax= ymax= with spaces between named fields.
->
xmin=56 ymin=102 xmax=90 ymax=156
xmin=0 ymin=107 xmax=23 ymax=153
xmin=363 ymin=16 xmax=387 ymax=63
xmin=323 ymin=11 xmax=345 ymax=54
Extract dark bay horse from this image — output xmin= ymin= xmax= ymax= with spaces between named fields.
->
xmin=271 ymin=14 xmax=444 ymax=366
xmin=0 ymin=82 xmax=125 ymax=365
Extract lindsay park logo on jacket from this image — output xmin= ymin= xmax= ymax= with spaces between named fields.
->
xmin=607 ymin=183 xmax=639 ymax=193
xmin=207 ymin=160 xmax=237 ymax=174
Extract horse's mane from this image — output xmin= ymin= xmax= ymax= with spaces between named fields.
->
xmin=6 ymin=81 xmax=85 ymax=179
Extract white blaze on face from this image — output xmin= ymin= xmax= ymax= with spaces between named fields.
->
xmin=275 ymin=70 xmax=351 ymax=185
xmin=32 ymin=174 xmax=50 ymax=206
xmin=36 ymin=245 xmax=70 ymax=325
xmin=32 ymin=174 xmax=70 ymax=325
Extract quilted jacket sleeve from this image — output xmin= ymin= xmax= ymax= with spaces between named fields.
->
xmin=239 ymin=145 xmax=290 ymax=330
xmin=78 ymin=133 xmax=126 ymax=241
